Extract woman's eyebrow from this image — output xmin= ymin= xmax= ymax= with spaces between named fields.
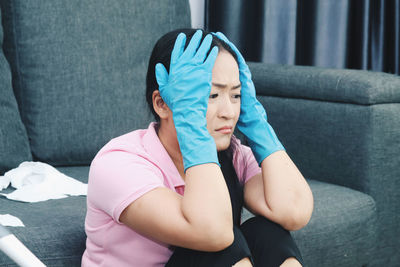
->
xmin=212 ymin=82 xmax=241 ymax=89
xmin=232 ymin=84 xmax=241 ymax=89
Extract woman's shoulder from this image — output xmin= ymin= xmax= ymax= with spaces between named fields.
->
xmin=85 ymin=126 xmax=167 ymax=222
xmin=93 ymin=128 xmax=149 ymax=163
xmin=231 ymin=136 xmax=252 ymax=160
xmin=87 ymin=124 xmax=166 ymax=190
xmin=232 ymin=135 xmax=261 ymax=184
xmin=93 ymin=122 xmax=162 ymax=163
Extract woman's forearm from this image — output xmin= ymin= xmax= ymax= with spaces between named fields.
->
xmin=260 ymin=151 xmax=313 ymax=230
xmin=182 ymin=163 xmax=233 ymax=245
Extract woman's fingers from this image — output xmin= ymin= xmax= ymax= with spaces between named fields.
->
xmin=214 ymin=32 xmax=229 ymax=43
xmin=169 ymin=31 xmax=219 ymax=78
xmin=181 ymin=30 xmax=203 ymax=60
xmin=172 ymin=31 xmax=220 ymax=70
xmin=155 ymin=63 xmax=169 ymax=87
xmin=193 ymin=34 xmax=213 ymax=64
xmin=204 ymin=46 xmax=219 ymax=71
xmin=170 ymin=33 xmax=186 ymax=65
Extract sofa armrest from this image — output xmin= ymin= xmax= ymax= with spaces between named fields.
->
xmin=249 ymin=62 xmax=400 ymax=105
xmin=248 ymin=62 xmax=400 ymax=265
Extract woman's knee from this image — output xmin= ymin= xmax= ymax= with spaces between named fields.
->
xmin=240 ymin=216 xmax=303 ymax=267
xmin=166 ymin=225 xmax=252 ymax=267
xmin=241 ymin=216 xmax=291 ymax=244
xmin=232 ymin=257 xmax=253 ymax=267
xmin=214 ymin=226 xmax=253 ymax=266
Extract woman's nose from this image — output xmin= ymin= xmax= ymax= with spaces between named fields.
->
xmin=217 ymin=95 xmax=235 ymax=119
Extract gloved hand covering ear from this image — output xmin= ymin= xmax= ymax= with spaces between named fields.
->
xmin=156 ymin=30 xmax=220 ymax=171
xmin=213 ymin=32 xmax=285 ymax=165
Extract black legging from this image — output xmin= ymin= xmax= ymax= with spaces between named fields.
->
xmin=165 ymin=215 xmax=303 ymax=267
xmin=165 ymin=151 xmax=304 ymax=267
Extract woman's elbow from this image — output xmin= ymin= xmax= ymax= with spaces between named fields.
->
xmin=283 ymin=201 xmax=314 ymax=231
xmin=282 ymin=212 xmax=312 ymax=231
xmin=198 ymin=223 xmax=234 ymax=251
xmin=209 ymin=227 xmax=234 ymax=251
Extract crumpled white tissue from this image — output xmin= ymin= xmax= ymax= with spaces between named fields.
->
xmin=0 ymin=161 xmax=87 ymax=203
xmin=0 ymin=214 xmax=25 ymax=227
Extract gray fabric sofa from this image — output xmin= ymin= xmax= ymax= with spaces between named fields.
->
xmin=0 ymin=0 xmax=398 ymax=266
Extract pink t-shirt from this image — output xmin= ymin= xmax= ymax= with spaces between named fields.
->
xmin=82 ymin=122 xmax=261 ymax=267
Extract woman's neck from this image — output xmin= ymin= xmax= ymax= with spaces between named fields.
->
xmin=157 ymin=123 xmax=185 ymax=179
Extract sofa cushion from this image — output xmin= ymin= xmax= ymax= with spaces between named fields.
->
xmin=0 ymin=9 xmax=31 ymax=175
xmin=0 ymin=170 xmax=376 ymax=266
xmin=292 ymin=180 xmax=377 ymax=267
xmin=243 ymin=179 xmax=377 ymax=267
xmin=0 ymin=0 xmax=191 ymax=166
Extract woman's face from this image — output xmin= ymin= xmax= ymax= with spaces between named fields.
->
xmin=206 ymin=49 xmax=241 ymax=151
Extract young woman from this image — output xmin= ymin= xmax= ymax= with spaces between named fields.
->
xmin=82 ymin=29 xmax=313 ymax=267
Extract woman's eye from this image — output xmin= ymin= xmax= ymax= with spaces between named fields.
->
xmin=233 ymin=94 xmax=241 ymax=99
xmin=209 ymin=93 xmax=218 ymax=99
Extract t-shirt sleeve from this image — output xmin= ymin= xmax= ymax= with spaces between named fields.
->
xmin=233 ymin=139 xmax=262 ymax=185
xmin=87 ymin=147 xmax=165 ymax=223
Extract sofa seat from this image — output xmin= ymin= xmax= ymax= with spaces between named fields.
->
xmin=292 ymin=180 xmax=377 ymax=266
xmin=243 ymin=179 xmax=377 ymax=266
xmin=0 ymin=167 xmax=376 ymax=266
xmin=0 ymin=166 xmax=89 ymax=266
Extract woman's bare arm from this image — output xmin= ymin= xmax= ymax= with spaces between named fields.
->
xmin=120 ymin=163 xmax=233 ymax=251
xmin=244 ymin=150 xmax=313 ymax=231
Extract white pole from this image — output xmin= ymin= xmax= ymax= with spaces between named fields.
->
xmin=0 ymin=225 xmax=46 ymax=267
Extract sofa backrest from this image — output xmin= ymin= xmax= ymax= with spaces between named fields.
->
xmin=0 ymin=8 xmax=32 ymax=174
xmin=249 ymin=62 xmax=400 ymax=194
xmin=0 ymin=0 xmax=191 ymax=166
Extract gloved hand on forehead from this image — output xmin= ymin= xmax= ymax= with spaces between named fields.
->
xmin=213 ymin=32 xmax=285 ymax=165
xmin=155 ymin=30 xmax=220 ymax=171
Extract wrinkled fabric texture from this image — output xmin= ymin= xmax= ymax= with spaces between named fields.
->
xmin=166 ymin=151 xmax=303 ymax=267
xmin=156 ymin=31 xmax=219 ymax=171
xmin=0 ymin=162 xmax=87 ymax=203
xmin=0 ymin=166 xmax=88 ymax=266
xmin=206 ymin=0 xmax=400 ymax=75
xmin=83 ymin=123 xmax=261 ymax=267
xmin=0 ymin=214 xmax=25 ymax=227
xmin=214 ymin=32 xmax=285 ymax=164
xmin=0 ymin=0 xmax=393 ymax=266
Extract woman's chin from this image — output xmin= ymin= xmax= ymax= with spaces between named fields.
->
xmin=215 ymin=139 xmax=231 ymax=152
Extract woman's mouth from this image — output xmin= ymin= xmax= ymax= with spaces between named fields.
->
xmin=215 ymin=126 xmax=232 ymax=134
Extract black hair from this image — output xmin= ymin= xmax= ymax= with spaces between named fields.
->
xmin=145 ymin=28 xmax=238 ymax=122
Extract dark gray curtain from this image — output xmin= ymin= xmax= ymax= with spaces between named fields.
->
xmin=205 ymin=0 xmax=400 ymax=75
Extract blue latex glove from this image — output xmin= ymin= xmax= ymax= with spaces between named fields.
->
xmin=155 ymin=30 xmax=220 ymax=171
xmin=214 ymin=32 xmax=285 ymax=165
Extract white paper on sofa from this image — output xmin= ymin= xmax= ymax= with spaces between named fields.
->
xmin=0 ymin=214 xmax=25 ymax=227
xmin=0 ymin=161 xmax=87 ymax=203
